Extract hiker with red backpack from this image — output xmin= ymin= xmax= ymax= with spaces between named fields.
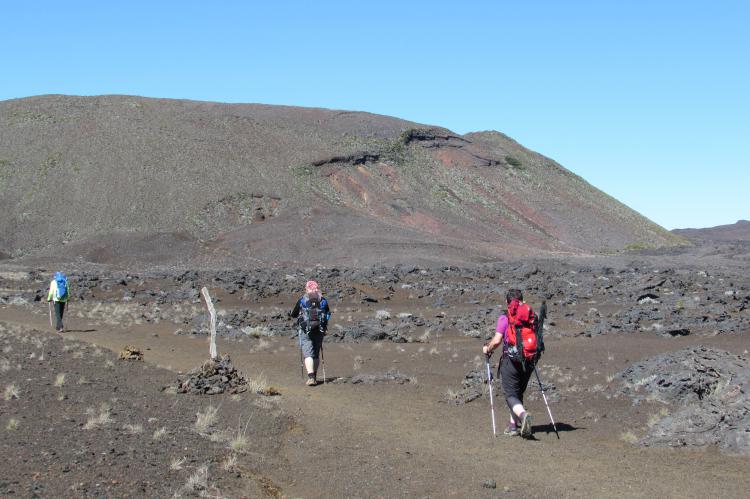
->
xmin=290 ymin=280 xmax=331 ymax=386
xmin=47 ymin=271 xmax=70 ymax=333
xmin=483 ymin=288 xmax=539 ymax=438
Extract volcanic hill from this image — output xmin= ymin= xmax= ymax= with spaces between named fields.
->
xmin=673 ymin=220 xmax=750 ymax=243
xmin=0 ymin=95 xmax=683 ymax=267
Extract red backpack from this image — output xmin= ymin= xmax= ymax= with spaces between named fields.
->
xmin=506 ymin=300 xmax=538 ymax=362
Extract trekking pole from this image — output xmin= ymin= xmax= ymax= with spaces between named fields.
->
xmin=298 ymin=330 xmax=305 ymax=381
xmin=485 ymin=354 xmax=497 ymax=438
xmin=320 ymin=340 xmax=326 ymax=385
xmin=533 ymin=365 xmax=560 ymax=439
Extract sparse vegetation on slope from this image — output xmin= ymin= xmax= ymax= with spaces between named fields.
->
xmin=0 ymin=95 xmax=683 ymax=266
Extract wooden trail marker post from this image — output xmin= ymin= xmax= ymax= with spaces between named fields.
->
xmin=201 ymin=287 xmax=218 ymax=360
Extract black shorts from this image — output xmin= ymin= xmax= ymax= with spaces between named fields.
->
xmin=499 ymin=355 xmax=534 ymax=405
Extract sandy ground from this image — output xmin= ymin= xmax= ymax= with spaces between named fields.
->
xmin=2 ymin=304 xmax=749 ymax=498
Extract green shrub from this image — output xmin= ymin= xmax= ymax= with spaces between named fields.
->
xmin=505 ymin=156 xmax=522 ymax=168
xmin=624 ymin=242 xmax=652 ymax=251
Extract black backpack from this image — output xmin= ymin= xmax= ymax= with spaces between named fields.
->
xmin=302 ymin=296 xmax=322 ymax=330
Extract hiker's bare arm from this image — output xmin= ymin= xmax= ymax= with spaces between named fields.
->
xmin=483 ymin=332 xmax=503 ymax=354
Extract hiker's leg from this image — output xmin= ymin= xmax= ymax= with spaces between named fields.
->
xmin=500 ymin=356 xmax=526 ymax=423
xmin=304 ymin=357 xmax=315 ymax=374
xmin=517 ymin=364 xmax=534 ymax=405
xmin=311 ymin=329 xmax=323 ymax=375
xmin=54 ymin=302 xmax=64 ymax=331
xmin=300 ymin=333 xmax=316 ymax=375
xmin=498 ymin=360 xmax=515 ymax=424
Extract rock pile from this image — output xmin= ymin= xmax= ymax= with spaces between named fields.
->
xmin=444 ymin=369 xmax=485 ymax=405
xmin=616 ymin=346 xmax=750 ymax=455
xmin=176 ymin=355 xmax=248 ymax=395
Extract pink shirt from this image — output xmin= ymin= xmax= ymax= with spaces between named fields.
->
xmin=495 ymin=314 xmax=508 ymax=340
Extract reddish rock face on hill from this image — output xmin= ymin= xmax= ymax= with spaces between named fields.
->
xmin=0 ymin=95 xmax=683 ymax=267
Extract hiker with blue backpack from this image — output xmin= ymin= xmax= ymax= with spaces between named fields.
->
xmin=290 ymin=280 xmax=331 ymax=386
xmin=47 ymin=272 xmax=70 ymax=333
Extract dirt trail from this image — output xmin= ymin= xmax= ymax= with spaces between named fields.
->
xmin=4 ymin=309 xmax=750 ymax=498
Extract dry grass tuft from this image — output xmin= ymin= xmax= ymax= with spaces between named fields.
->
xmin=162 ymin=385 xmax=178 ymax=395
xmin=184 ymin=464 xmax=209 ymax=493
xmin=153 ymin=427 xmax=167 ymax=440
xmin=444 ymin=389 xmax=459 ymax=401
xmin=353 ymin=355 xmax=364 ymax=371
xmin=195 ymin=405 xmax=219 ymax=434
xmin=253 ymin=397 xmax=274 ymax=410
xmin=620 ymin=431 xmax=639 ymax=444
xmin=123 ymin=423 xmax=143 ymax=434
xmin=4 ymin=383 xmax=20 ymax=400
xmin=246 ymin=373 xmax=271 ymax=395
xmin=208 ymin=430 xmax=230 ymax=443
xmin=83 ymin=402 xmax=112 ymax=429
xmin=170 ymin=456 xmax=186 ymax=471
xmin=6 ymin=418 xmax=19 ymax=430
xmin=53 ymin=373 xmax=66 ymax=387
xmin=229 ymin=418 xmax=251 ymax=453
xmin=245 ymin=326 xmax=270 ymax=338
xmin=647 ymin=408 xmax=670 ymax=427
xmin=222 ymin=454 xmax=238 ymax=471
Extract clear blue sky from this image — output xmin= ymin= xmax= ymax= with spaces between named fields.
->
xmin=3 ymin=1 xmax=747 ymax=229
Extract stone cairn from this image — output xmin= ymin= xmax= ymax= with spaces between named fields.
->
xmin=176 ymin=355 xmax=248 ymax=395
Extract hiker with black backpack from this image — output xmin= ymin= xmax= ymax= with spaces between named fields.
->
xmin=290 ymin=280 xmax=331 ymax=386
xmin=46 ymin=271 xmax=70 ymax=333
xmin=483 ymin=288 xmax=539 ymax=438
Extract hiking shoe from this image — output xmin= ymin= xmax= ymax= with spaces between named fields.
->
xmin=305 ymin=378 xmax=317 ymax=386
xmin=503 ymin=424 xmax=518 ymax=436
xmin=520 ymin=412 xmax=533 ymax=438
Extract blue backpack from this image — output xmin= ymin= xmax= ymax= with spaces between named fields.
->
xmin=54 ymin=272 xmax=68 ymax=300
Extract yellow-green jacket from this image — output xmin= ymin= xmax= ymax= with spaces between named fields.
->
xmin=47 ymin=280 xmax=69 ymax=303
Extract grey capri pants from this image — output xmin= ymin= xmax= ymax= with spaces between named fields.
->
xmin=299 ymin=327 xmax=324 ymax=359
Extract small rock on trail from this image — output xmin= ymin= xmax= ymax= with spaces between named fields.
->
xmin=118 ymin=345 xmax=144 ymax=361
